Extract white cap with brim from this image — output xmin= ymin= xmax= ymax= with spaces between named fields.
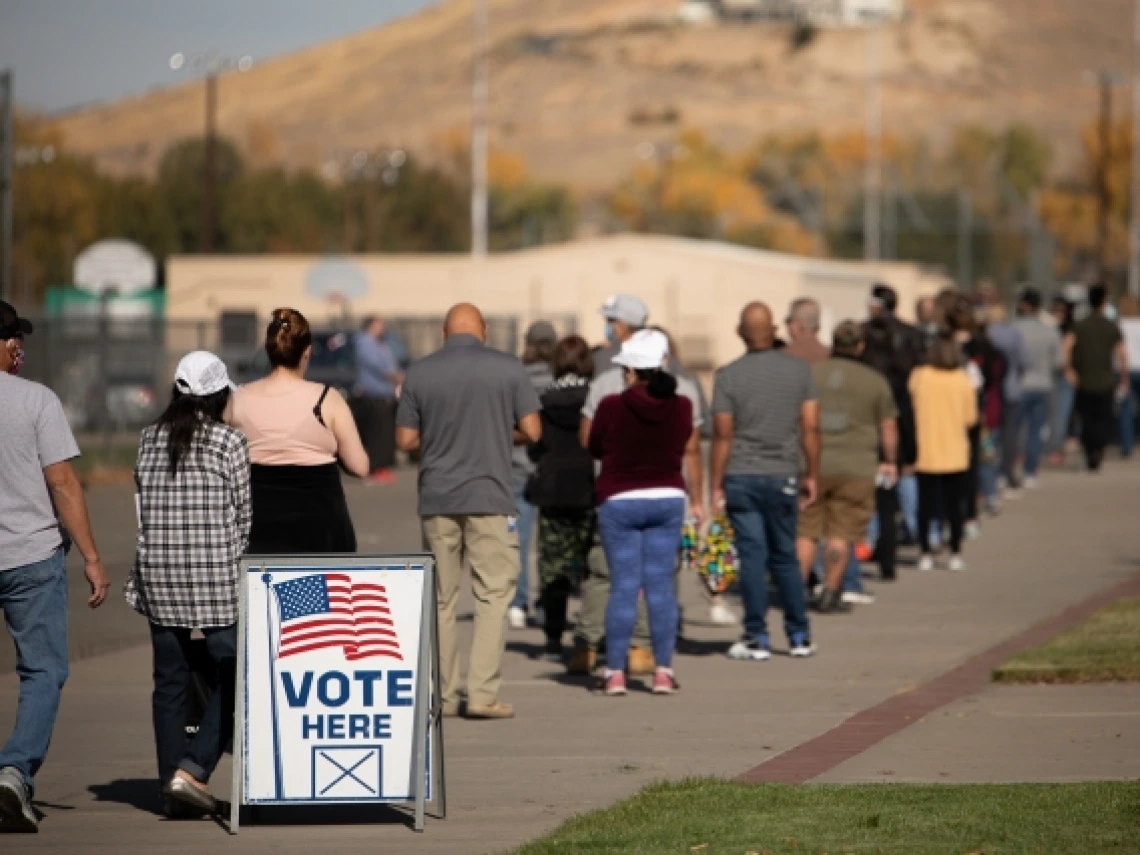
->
xmin=612 ymin=329 xmax=670 ymax=370
xmin=174 ymin=351 xmax=235 ymax=398
xmin=600 ymin=294 xmax=649 ymax=327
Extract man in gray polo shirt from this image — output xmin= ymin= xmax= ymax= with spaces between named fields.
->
xmin=0 ymin=301 xmax=110 ymax=832
xmin=396 ymin=303 xmax=541 ymax=720
xmin=710 ymin=301 xmax=820 ymax=661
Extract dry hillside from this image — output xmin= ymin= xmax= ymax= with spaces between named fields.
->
xmin=49 ymin=0 xmax=1131 ymax=189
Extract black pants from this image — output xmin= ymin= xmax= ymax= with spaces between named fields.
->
xmin=917 ymin=472 xmax=967 ymax=555
xmin=1075 ymin=390 xmax=1115 ymax=471
xmin=150 ymin=623 xmax=236 ymax=786
xmin=874 ymin=486 xmax=898 ymax=580
xmin=350 ymin=395 xmax=397 ymax=471
xmin=964 ymin=425 xmax=981 ymax=521
xmin=1000 ymin=400 xmax=1021 ymax=488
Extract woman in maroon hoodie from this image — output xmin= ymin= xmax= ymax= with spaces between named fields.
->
xmin=588 ymin=330 xmax=704 ymax=696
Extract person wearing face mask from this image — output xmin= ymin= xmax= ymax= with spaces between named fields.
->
xmin=592 ymin=294 xmax=649 ymax=376
xmin=0 ymin=301 xmax=111 ymax=833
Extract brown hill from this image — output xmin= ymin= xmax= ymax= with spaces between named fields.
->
xmin=49 ymin=0 xmax=1130 ymax=190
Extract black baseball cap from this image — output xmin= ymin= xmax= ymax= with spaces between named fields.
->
xmin=0 ymin=301 xmax=34 ymax=339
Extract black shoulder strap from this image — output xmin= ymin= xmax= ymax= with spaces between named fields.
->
xmin=313 ymin=385 xmax=331 ymax=427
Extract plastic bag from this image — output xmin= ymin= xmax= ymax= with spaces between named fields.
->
xmin=681 ymin=512 xmax=738 ymax=595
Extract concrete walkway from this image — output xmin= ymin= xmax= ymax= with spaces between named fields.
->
xmin=2 ymin=460 xmax=1139 ymax=852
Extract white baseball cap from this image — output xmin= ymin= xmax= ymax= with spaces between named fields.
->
xmin=174 ymin=351 xmax=235 ymax=397
xmin=612 ymin=329 xmax=670 ymax=370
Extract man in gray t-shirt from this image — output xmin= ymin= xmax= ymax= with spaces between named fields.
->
xmin=710 ymin=301 xmax=820 ymax=661
xmin=0 ymin=301 xmax=110 ymax=831
xmin=396 ymin=303 xmax=541 ymax=721
xmin=1014 ymin=288 xmax=1061 ymax=483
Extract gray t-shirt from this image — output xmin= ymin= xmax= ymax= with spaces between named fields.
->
xmin=1013 ymin=316 xmax=1061 ymax=393
xmin=712 ymin=349 xmax=817 ymax=477
xmin=397 ymin=335 xmax=541 ymax=517
xmin=582 ymin=367 xmax=704 ymax=429
xmin=0 ymin=373 xmax=80 ymax=570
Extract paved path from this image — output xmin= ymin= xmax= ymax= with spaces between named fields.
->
xmin=2 ymin=461 xmax=1139 ymax=851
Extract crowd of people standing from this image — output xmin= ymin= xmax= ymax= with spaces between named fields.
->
xmin=0 ymin=276 xmax=1133 ymax=829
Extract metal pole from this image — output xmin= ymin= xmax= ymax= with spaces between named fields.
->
xmin=863 ymin=24 xmax=883 ymax=262
xmin=1 ymin=70 xmax=12 ymax=302
xmin=1129 ymin=0 xmax=1140 ymax=298
xmin=471 ymin=0 xmax=489 ymax=258
xmin=1097 ymin=71 xmax=1114 ymax=278
xmin=203 ymin=72 xmax=217 ymax=253
xmin=958 ymin=187 xmax=973 ymax=291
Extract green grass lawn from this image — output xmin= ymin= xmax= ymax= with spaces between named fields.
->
xmin=512 ymin=779 xmax=1140 ymax=855
xmin=993 ymin=597 xmax=1140 ymax=683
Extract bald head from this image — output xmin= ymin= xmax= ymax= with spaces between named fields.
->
xmin=738 ymin=301 xmax=775 ymax=351
xmin=444 ymin=303 xmax=487 ymax=341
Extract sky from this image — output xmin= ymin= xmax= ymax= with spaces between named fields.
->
xmin=0 ymin=0 xmax=434 ymax=113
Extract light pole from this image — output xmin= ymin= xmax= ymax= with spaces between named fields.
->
xmin=471 ymin=0 xmax=489 ymax=258
xmin=863 ymin=21 xmax=883 ymax=262
xmin=1 ymin=69 xmax=12 ymax=302
xmin=323 ymin=149 xmax=405 ymax=252
xmin=170 ymin=51 xmax=253 ymax=253
xmin=1130 ymin=0 xmax=1140 ymax=298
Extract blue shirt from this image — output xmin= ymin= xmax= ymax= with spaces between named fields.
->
xmin=355 ymin=331 xmax=399 ymax=398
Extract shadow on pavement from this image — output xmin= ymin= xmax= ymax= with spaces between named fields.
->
xmin=89 ymin=778 xmax=162 ymax=815
xmin=240 ymin=803 xmax=415 ymax=828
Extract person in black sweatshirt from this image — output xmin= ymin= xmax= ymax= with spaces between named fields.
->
xmin=526 ymin=336 xmax=597 ymax=661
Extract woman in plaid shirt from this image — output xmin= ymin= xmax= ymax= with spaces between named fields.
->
xmin=126 ymin=351 xmax=251 ymax=818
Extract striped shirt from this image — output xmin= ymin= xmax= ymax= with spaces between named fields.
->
xmin=712 ymin=349 xmax=817 ymax=477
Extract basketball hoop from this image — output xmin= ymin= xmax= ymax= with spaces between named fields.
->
xmin=326 ymin=291 xmax=350 ymax=323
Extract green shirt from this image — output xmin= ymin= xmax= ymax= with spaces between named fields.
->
xmin=812 ymin=357 xmax=898 ymax=480
xmin=1072 ymin=314 xmax=1122 ymax=394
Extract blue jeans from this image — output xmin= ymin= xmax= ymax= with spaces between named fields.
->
xmin=150 ymin=623 xmax=236 ymax=785
xmin=0 ymin=549 xmax=69 ymax=793
xmin=842 ymin=546 xmax=863 ymax=594
xmin=510 ymin=485 xmax=538 ymax=612
xmin=980 ymin=428 xmax=1000 ymax=501
xmin=597 ymin=497 xmax=685 ymax=671
xmin=1049 ymin=377 xmax=1075 ymax=454
xmin=1020 ymin=390 xmax=1051 ymax=476
xmin=897 ymin=473 xmax=918 ymax=540
xmin=1117 ymin=373 xmax=1140 ymax=458
xmin=724 ymin=475 xmax=810 ymax=646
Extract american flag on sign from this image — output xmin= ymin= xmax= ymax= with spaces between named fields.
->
xmin=272 ymin=573 xmax=402 ymax=661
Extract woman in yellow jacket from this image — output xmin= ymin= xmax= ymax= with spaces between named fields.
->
xmin=909 ymin=333 xmax=979 ymax=572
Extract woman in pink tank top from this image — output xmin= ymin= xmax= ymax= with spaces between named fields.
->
xmin=229 ymin=309 xmax=369 ymax=554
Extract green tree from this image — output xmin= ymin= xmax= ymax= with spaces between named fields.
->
xmin=156 ymin=137 xmax=246 ymax=252
xmin=222 ymin=167 xmax=342 ymax=253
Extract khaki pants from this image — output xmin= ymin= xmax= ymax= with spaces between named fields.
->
xmin=422 ymin=514 xmax=519 ymax=708
xmin=573 ymin=535 xmax=650 ymax=649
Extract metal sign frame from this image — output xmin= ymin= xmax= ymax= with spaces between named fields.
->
xmin=230 ymin=553 xmax=446 ymax=834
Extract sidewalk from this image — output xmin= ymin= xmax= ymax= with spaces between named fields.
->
xmin=3 ymin=462 xmax=1139 ymax=852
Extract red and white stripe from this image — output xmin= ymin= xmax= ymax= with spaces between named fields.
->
xmin=278 ymin=573 xmax=403 ymax=661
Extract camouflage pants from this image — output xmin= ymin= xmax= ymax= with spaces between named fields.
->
xmin=537 ymin=510 xmax=595 ymax=642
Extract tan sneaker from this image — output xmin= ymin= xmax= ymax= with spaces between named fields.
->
xmin=465 ymin=701 xmax=515 ymax=720
xmin=628 ymin=645 xmax=656 ymax=675
xmin=566 ymin=644 xmax=596 ymax=675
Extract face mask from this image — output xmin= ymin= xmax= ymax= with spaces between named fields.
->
xmin=605 ymin=322 xmax=619 ymax=345
xmin=7 ymin=341 xmax=24 ymax=375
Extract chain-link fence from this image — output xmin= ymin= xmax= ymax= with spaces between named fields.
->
xmin=19 ymin=312 xmax=577 ymax=440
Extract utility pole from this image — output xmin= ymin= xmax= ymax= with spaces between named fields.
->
xmin=1130 ymin=0 xmax=1140 ymax=298
xmin=471 ymin=0 xmax=489 ymax=258
xmin=1 ymin=70 xmax=12 ymax=302
xmin=170 ymin=52 xmax=253 ymax=254
xmin=1096 ymin=70 xmax=1116 ymax=278
xmin=203 ymin=72 xmax=218 ymax=253
xmin=863 ymin=22 xmax=883 ymax=262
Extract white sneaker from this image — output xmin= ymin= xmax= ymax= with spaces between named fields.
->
xmin=841 ymin=591 xmax=876 ymax=605
xmin=507 ymin=607 xmax=527 ymax=630
xmin=727 ymin=638 xmax=771 ymax=661
xmin=965 ymin=520 xmax=982 ymax=541
xmin=708 ymin=602 xmax=737 ymax=626
xmin=789 ymin=639 xmax=816 ymax=657
xmin=948 ymin=554 xmax=966 ymax=572
xmin=1023 ymin=476 xmax=1040 ymax=489
xmin=918 ymin=555 xmax=935 ymax=572
xmin=0 ymin=766 xmax=37 ymax=832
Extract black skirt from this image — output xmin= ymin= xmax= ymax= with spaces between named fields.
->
xmin=247 ymin=463 xmax=357 ymax=554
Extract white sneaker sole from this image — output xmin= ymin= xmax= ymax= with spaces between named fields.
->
xmin=727 ymin=647 xmax=771 ymax=661
xmin=790 ymin=646 xmax=816 ymax=658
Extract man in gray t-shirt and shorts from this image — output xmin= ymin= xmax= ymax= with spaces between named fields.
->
xmin=396 ymin=304 xmax=541 ymax=721
xmin=0 ymin=301 xmax=110 ymax=832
